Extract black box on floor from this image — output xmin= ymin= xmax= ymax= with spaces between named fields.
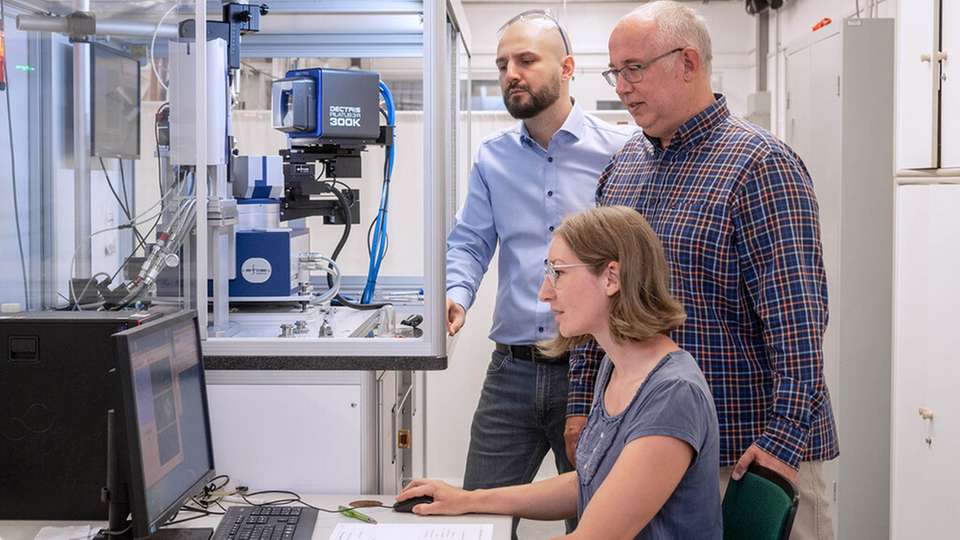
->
xmin=0 ymin=310 xmax=160 ymax=520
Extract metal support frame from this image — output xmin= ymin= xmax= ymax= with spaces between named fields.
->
xmin=18 ymin=13 xmax=179 ymax=39
xmin=72 ymin=0 xmax=91 ymax=278
xmin=29 ymin=31 xmax=49 ymax=310
xmin=195 ymin=2 xmax=209 ymax=337
xmin=757 ymin=10 xmax=769 ymax=91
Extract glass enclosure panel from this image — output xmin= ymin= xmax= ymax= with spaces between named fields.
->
xmin=196 ymin=2 xmax=466 ymax=362
xmin=205 ymin=55 xmax=429 ymax=347
xmin=0 ymin=1 xmax=469 ymax=362
xmin=0 ymin=0 xmax=202 ymax=314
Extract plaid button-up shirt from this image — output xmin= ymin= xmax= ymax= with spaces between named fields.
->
xmin=569 ymin=95 xmax=839 ymax=468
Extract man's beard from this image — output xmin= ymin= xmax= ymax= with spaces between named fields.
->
xmin=502 ymin=76 xmax=561 ymax=119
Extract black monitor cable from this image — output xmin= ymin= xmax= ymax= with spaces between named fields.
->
xmin=92 ymin=524 xmax=133 ymax=538
xmin=157 ymin=478 xmax=393 ymax=530
xmin=237 ymin=489 xmax=392 ymax=514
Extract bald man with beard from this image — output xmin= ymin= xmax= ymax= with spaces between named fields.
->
xmin=445 ymin=10 xmax=633 ymax=539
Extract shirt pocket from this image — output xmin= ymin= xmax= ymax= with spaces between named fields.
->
xmin=576 ymin=417 xmax=620 ymax=486
xmin=639 ymin=200 xmax=730 ymax=273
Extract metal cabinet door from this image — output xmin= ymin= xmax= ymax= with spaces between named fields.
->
xmin=891 ymin=184 xmax=960 ymax=539
xmin=896 ymin=0 xmax=938 ymax=170
xmin=205 ymin=372 xmax=374 ymax=494
xmin=940 ymin=1 xmax=960 ymax=168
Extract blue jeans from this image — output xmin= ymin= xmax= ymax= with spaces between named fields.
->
xmin=463 ymin=348 xmax=577 ymax=539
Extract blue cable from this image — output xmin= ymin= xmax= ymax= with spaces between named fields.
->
xmin=362 ymin=90 xmax=393 ymax=302
xmin=362 ymin=81 xmax=396 ymax=303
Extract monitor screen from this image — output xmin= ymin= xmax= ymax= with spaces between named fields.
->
xmin=116 ymin=311 xmax=214 ymax=535
xmin=91 ymin=43 xmax=141 ymax=159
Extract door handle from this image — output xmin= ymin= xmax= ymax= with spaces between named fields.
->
xmin=918 ymin=407 xmax=934 ymax=421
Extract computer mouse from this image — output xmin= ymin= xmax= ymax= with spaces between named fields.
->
xmin=393 ymin=495 xmax=434 ymax=513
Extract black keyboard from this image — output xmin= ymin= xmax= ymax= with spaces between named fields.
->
xmin=211 ymin=506 xmax=318 ymax=540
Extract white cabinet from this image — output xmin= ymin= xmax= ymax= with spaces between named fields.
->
xmin=891 ymin=185 xmax=960 ymax=539
xmin=896 ymin=0 xmax=960 ymax=169
xmin=205 ymin=371 xmax=378 ymax=494
xmin=784 ymin=19 xmax=895 ymax=540
xmin=942 ymin=1 xmax=960 ymax=168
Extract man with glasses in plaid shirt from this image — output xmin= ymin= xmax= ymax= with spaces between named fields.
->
xmin=569 ymin=3 xmax=839 ymax=539
xmin=445 ymin=9 xmax=632 ymax=538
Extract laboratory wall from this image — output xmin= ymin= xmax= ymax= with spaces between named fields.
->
xmin=463 ymin=1 xmax=757 ymax=117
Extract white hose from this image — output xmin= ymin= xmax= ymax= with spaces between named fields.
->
xmin=298 ymin=253 xmax=342 ymax=305
xmin=150 ymin=3 xmax=181 ymax=92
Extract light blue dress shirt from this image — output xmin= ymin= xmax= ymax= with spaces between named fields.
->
xmin=446 ymin=103 xmax=634 ymax=345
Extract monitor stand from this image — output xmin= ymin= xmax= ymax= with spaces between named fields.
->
xmin=94 ymin=410 xmax=213 ymax=540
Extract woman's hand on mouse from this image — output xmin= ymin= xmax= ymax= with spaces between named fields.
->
xmin=398 ymin=479 xmax=473 ymax=515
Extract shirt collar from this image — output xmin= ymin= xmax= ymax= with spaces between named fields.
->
xmin=644 ymin=93 xmax=729 ymax=154
xmin=519 ymin=99 xmax=585 ymax=147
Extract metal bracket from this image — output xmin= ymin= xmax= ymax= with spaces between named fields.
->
xmin=66 ymin=11 xmax=96 ymax=43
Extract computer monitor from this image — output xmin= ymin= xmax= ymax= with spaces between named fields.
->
xmin=91 ymin=42 xmax=141 ymax=159
xmin=114 ymin=311 xmax=215 ymax=538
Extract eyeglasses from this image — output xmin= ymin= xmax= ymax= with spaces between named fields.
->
xmin=601 ymin=47 xmax=685 ymax=86
xmin=497 ymin=9 xmax=572 ymax=57
xmin=544 ymin=260 xmax=592 ymax=288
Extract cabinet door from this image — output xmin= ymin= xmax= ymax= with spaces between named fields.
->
xmin=918 ymin=186 xmax=960 ymax=533
xmin=206 ymin=383 xmax=364 ymax=493
xmin=785 ymin=47 xmax=812 ymax=159
xmin=896 ymin=0 xmax=938 ymax=169
xmin=941 ymin=0 xmax=960 ymax=168
xmin=809 ymin=34 xmax=842 ymax=405
xmin=892 ymin=185 xmax=960 ymax=539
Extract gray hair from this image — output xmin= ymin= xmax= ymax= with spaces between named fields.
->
xmin=629 ymin=1 xmax=713 ymax=74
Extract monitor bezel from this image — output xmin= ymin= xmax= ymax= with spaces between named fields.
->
xmin=114 ymin=310 xmax=216 ymax=537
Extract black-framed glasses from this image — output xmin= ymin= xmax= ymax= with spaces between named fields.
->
xmin=544 ymin=260 xmax=592 ymax=288
xmin=602 ymin=47 xmax=685 ymax=86
xmin=497 ymin=9 xmax=572 ymax=57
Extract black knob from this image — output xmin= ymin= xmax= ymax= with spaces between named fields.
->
xmin=401 ymin=314 xmax=423 ymax=328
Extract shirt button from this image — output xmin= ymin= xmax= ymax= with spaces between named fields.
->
xmin=547 ymin=157 xmax=554 ymax=163
xmin=548 ymin=226 xmax=555 ymax=232
xmin=538 ymin=327 xmax=544 ymax=332
xmin=547 ymin=191 xmax=554 ymax=197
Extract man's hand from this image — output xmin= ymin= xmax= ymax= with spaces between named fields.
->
xmin=732 ymin=443 xmax=798 ymax=483
xmin=563 ymin=415 xmax=588 ymax=467
xmin=446 ymin=297 xmax=466 ymax=336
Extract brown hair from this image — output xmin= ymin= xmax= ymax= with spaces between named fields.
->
xmin=539 ymin=206 xmax=686 ymax=357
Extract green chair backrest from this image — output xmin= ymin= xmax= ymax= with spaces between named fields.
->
xmin=722 ymin=464 xmax=799 ymax=540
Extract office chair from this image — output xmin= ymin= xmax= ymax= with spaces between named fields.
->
xmin=722 ymin=463 xmax=799 ymax=540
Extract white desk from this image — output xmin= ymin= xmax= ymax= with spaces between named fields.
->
xmin=0 ymin=495 xmax=511 ymax=540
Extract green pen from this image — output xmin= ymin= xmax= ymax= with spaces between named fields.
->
xmin=338 ymin=505 xmax=378 ymax=524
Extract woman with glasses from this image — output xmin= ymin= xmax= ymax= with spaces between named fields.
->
xmin=400 ymin=206 xmax=722 ymax=539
